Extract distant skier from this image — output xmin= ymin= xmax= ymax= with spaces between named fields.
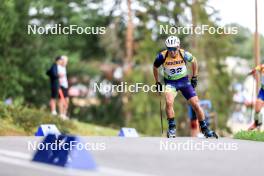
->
xmin=248 ymin=65 xmax=264 ymax=130
xmin=153 ymin=36 xmax=218 ymax=138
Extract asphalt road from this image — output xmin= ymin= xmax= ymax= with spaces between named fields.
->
xmin=0 ymin=137 xmax=263 ymax=176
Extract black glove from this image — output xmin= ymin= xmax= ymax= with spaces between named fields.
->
xmin=155 ymin=82 xmax=163 ymax=92
xmin=191 ymin=76 xmax=198 ymax=88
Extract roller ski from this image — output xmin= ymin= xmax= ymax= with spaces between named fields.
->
xmin=166 ymin=118 xmax=176 ymax=138
xmin=167 ymin=127 xmax=176 ymax=138
xmin=200 ymin=120 xmax=218 ymax=139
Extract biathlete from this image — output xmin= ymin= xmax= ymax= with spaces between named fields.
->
xmin=248 ymin=65 xmax=264 ymax=130
xmin=153 ymin=36 xmax=218 ymax=138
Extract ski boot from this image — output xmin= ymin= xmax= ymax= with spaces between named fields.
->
xmin=167 ymin=118 xmax=176 ymax=138
xmin=167 ymin=127 xmax=176 ymax=138
xmin=201 ymin=127 xmax=218 ymax=138
xmin=200 ymin=121 xmax=218 ymax=139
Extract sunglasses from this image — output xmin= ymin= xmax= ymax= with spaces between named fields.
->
xmin=167 ymin=47 xmax=177 ymax=51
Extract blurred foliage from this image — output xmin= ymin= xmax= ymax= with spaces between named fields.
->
xmin=0 ymin=0 xmax=111 ymax=105
xmin=229 ymin=23 xmax=264 ymax=60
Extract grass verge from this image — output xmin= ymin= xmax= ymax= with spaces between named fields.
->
xmin=0 ymin=102 xmax=118 ymax=136
xmin=234 ymin=131 xmax=264 ymax=142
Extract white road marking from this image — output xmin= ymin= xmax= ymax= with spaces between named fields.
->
xmin=0 ymin=149 xmax=31 ymax=160
xmin=0 ymin=149 xmax=155 ymax=176
xmin=0 ymin=155 xmax=81 ymax=175
xmin=99 ymin=167 xmax=155 ymax=176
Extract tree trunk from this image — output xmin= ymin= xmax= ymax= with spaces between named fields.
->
xmin=124 ymin=0 xmax=134 ymax=74
xmin=191 ymin=0 xmax=198 ymax=49
xmin=123 ymin=0 xmax=134 ymax=125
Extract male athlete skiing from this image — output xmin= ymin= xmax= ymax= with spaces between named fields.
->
xmin=248 ymin=65 xmax=264 ymax=130
xmin=153 ymin=36 xmax=218 ymax=138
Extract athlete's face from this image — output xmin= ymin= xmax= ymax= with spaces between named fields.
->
xmin=167 ymin=47 xmax=179 ymax=58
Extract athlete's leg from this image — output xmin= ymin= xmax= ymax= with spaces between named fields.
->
xmin=164 ymin=84 xmax=177 ymax=137
xmin=181 ymin=85 xmax=217 ymax=138
xmin=188 ymin=96 xmax=217 ymax=138
xmin=249 ymin=98 xmax=263 ymax=130
xmin=188 ymin=96 xmax=205 ymax=121
xmin=249 ymin=88 xmax=264 ymax=130
xmin=255 ymin=88 xmax=264 ymax=124
xmin=165 ymin=91 xmax=176 ymax=118
xmin=180 ymin=83 xmax=205 ymax=123
xmin=255 ymin=99 xmax=263 ymax=112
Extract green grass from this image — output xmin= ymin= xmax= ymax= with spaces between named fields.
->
xmin=234 ymin=131 xmax=264 ymax=142
xmin=0 ymin=102 xmax=119 ymax=136
xmin=0 ymin=118 xmax=119 ymax=136
xmin=0 ymin=118 xmax=27 ymax=135
xmin=69 ymin=120 xmax=119 ymax=136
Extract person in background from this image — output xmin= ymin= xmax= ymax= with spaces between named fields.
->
xmin=46 ymin=56 xmax=63 ymax=116
xmin=57 ymin=56 xmax=69 ymax=120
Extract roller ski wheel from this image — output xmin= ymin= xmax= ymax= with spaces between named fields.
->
xmin=167 ymin=128 xmax=176 ymax=138
xmin=201 ymin=127 xmax=218 ymax=139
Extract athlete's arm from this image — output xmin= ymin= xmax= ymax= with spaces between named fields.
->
xmin=153 ymin=67 xmax=159 ymax=83
xmin=153 ymin=53 xmax=164 ymax=82
xmin=183 ymin=51 xmax=198 ymax=77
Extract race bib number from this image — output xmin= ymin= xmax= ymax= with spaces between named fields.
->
xmin=164 ymin=66 xmax=186 ymax=77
